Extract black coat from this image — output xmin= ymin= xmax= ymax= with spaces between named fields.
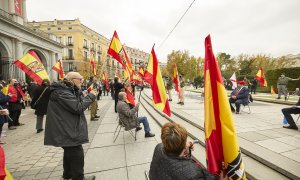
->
xmin=149 ymin=143 xmax=217 ymax=180
xmin=44 ymin=81 xmax=96 ymax=147
xmin=31 ymin=84 xmax=51 ymax=116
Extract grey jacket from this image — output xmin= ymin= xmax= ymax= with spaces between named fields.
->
xmin=44 ymin=81 xmax=96 ymax=147
xmin=116 ymin=100 xmax=139 ymax=130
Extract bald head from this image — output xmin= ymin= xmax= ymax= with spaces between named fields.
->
xmin=118 ymin=92 xmax=127 ymax=101
xmin=65 ymin=72 xmax=83 ymax=80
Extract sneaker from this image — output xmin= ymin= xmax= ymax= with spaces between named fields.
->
xmin=95 ymin=115 xmax=100 ymax=118
xmin=145 ymin=132 xmax=155 ymax=138
xmin=136 ymin=126 xmax=142 ymax=131
xmin=283 ymin=125 xmax=298 ymax=130
xmin=180 ymin=102 xmax=184 ymax=105
xmin=8 ymin=126 xmax=16 ymax=130
xmin=84 ymin=175 xmax=96 ymax=180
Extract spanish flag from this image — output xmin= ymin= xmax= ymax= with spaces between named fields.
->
xmin=122 ymin=46 xmax=134 ymax=76
xmin=132 ymin=72 xmax=143 ymax=85
xmin=173 ymin=64 xmax=180 ymax=93
xmin=204 ymin=35 xmax=246 ymax=179
xmin=138 ymin=67 xmax=145 ymax=78
xmin=102 ymin=73 xmax=110 ymax=91
xmin=125 ymin=88 xmax=135 ymax=106
xmin=107 ymin=31 xmax=124 ymax=65
xmin=52 ymin=59 xmax=64 ymax=79
xmin=148 ymin=47 xmax=171 ymax=116
xmin=271 ymin=86 xmax=276 ymax=94
xmin=14 ymin=50 xmax=49 ymax=85
xmin=87 ymin=83 xmax=94 ymax=93
xmin=90 ymin=56 xmax=97 ymax=76
xmin=255 ymin=67 xmax=267 ymax=87
xmin=144 ymin=53 xmax=154 ymax=86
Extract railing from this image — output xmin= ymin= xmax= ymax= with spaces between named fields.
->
xmin=66 ymin=42 xmax=73 ymax=46
xmin=83 ymin=45 xmax=89 ymax=49
xmin=90 ymin=47 xmax=95 ymax=52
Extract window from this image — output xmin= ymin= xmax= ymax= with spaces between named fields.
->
xmin=84 ymin=51 xmax=88 ymax=60
xmin=68 ymin=49 xmax=73 ymax=59
xmin=57 ymin=37 xmax=62 ymax=43
xmin=67 ymin=36 xmax=72 ymax=45
xmin=91 ymin=43 xmax=94 ymax=49
xmin=68 ymin=27 xmax=72 ymax=30
xmin=58 ymin=27 xmax=61 ymax=30
xmin=47 ymin=28 xmax=51 ymax=30
xmin=98 ymin=56 xmax=101 ymax=61
xmin=84 ymin=39 xmax=88 ymax=48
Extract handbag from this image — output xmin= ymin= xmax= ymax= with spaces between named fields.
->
xmin=30 ymin=87 xmax=48 ymax=109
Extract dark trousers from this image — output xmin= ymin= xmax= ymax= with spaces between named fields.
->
xmin=0 ymin=122 xmax=4 ymax=138
xmin=9 ymin=110 xmax=21 ymax=127
xmin=62 ymin=145 xmax=84 ymax=180
xmin=229 ymin=98 xmax=243 ymax=112
xmin=251 ymin=86 xmax=257 ymax=94
xmin=114 ymin=97 xmax=118 ymax=113
xmin=282 ymin=107 xmax=300 ymax=127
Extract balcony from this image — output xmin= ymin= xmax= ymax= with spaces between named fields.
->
xmin=83 ymin=45 xmax=89 ymax=49
xmin=90 ymin=47 xmax=95 ymax=52
xmin=66 ymin=42 xmax=73 ymax=46
xmin=97 ymin=50 xmax=102 ymax=54
xmin=64 ymin=56 xmax=74 ymax=60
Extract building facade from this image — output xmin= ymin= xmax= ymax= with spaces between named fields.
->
xmin=0 ymin=0 xmax=64 ymax=81
xmin=29 ymin=19 xmax=150 ymax=80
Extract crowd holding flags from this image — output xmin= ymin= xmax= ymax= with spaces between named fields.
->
xmin=13 ymin=50 xmax=49 ymax=85
xmin=204 ymin=35 xmax=246 ymax=179
xmin=52 ymin=59 xmax=64 ymax=79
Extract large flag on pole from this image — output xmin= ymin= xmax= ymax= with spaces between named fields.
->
xmin=144 ymin=54 xmax=154 ymax=86
xmin=204 ymin=35 xmax=246 ymax=179
xmin=229 ymin=72 xmax=237 ymax=89
xmin=13 ymin=50 xmax=49 ymax=85
xmin=90 ymin=56 xmax=97 ymax=76
xmin=255 ymin=67 xmax=267 ymax=87
xmin=107 ymin=31 xmax=124 ymax=65
xmin=102 ymin=72 xmax=110 ymax=91
xmin=138 ymin=67 xmax=145 ymax=78
xmin=173 ymin=64 xmax=181 ymax=93
xmin=148 ymin=46 xmax=171 ymax=116
xmin=52 ymin=59 xmax=64 ymax=79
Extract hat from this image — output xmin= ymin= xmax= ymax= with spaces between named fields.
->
xmin=237 ymin=81 xmax=245 ymax=85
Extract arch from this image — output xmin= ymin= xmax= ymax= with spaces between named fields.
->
xmin=0 ymin=38 xmax=12 ymax=80
xmin=23 ymin=47 xmax=48 ymax=68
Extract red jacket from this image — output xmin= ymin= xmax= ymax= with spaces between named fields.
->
xmin=8 ymin=85 xmax=25 ymax=103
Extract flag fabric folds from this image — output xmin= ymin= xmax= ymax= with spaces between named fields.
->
xmin=229 ymin=72 xmax=237 ymax=89
xmin=125 ymin=88 xmax=135 ymax=106
xmin=255 ymin=67 xmax=267 ymax=87
xmin=173 ymin=64 xmax=181 ymax=93
xmin=102 ymin=73 xmax=110 ymax=90
xmin=148 ymin=47 xmax=171 ymax=117
xmin=87 ymin=84 xmax=94 ymax=93
xmin=14 ymin=50 xmax=49 ymax=85
xmin=90 ymin=57 xmax=97 ymax=76
xmin=144 ymin=54 xmax=154 ymax=86
xmin=204 ymin=35 xmax=246 ymax=179
xmin=138 ymin=67 xmax=145 ymax=78
xmin=52 ymin=59 xmax=64 ymax=79
xmin=107 ymin=31 xmax=123 ymax=65
xmin=271 ymin=86 xmax=276 ymax=94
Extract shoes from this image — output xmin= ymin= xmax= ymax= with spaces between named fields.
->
xmin=16 ymin=123 xmax=25 ymax=126
xmin=37 ymin=129 xmax=43 ymax=133
xmin=181 ymin=102 xmax=184 ymax=105
xmin=95 ymin=115 xmax=100 ymax=118
xmin=0 ymin=141 xmax=6 ymax=144
xmin=84 ymin=175 xmax=96 ymax=180
xmin=283 ymin=125 xmax=298 ymax=130
xmin=136 ymin=126 xmax=142 ymax=131
xmin=90 ymin=118 xmax=99 ymax=121
xmin=168 ymin=99 xmax=172 ymax=101
xmin=145 ymin=132 xmax=155 ymax=138
xmin=177 ymin=102 xmax=181 ymax=104
xmin=276 ymin=97 xmax=281 ymax=99
xmin=285 ymin=97 xmax=287 ymax=101
xmin=8 ymin=126 xmax=16 ymax=130
xmin=235 ymin=111 xmax=240 ymax=114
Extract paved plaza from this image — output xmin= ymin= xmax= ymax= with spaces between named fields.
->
xmin=1 ymin=89 xmax=300 ymax=179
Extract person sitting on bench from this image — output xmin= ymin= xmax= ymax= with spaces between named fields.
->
xmin=282 ymin=97 xmax=300 ymax=130
xmin=229 ymin=81 xmax=249 ymax=114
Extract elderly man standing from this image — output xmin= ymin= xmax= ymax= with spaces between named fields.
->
xmin=44 ymin=72 xmax=96 ymax=180
xmin=117 ymin=92 xmax=155 ymax=138
xmin=229 ymin=81 xmax=249 ymax=114
xmin=277 ymin=73 xmax=300 ymax=100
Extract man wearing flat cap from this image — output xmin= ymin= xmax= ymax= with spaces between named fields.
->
xmin=229 ymin=81 xmax=249 ymax=114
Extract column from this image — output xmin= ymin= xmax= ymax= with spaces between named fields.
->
xmin=15 ymin=39 xmax=25 ymax=81
xmin=9 ymin=0 xmax=15 ymax=14
xmin=22 ymin=0 xmax=27 ymax=22
xmin=50 ymin=52 xmax=57 ymax=81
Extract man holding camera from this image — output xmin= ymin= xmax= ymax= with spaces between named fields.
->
xmin=44 ymin=72 xmax=96 ymax=180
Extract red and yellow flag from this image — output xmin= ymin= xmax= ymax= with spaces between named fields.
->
xmin=173 ymin=64 xmax=180 ymax=93
xmin=271 ymin=86 xmax=276 ymax=94
xmin=14 ymin=50 xmax=49 ymax=85
xmin=122 ymin=46 xmax=134 ymax=76
xmin=107 ymin=31 xmax=123 ymax=65
xmin=138 ymin=67 xmax=145 ymax=78
xmin=148 ymin=47 xmax=171 ymax=116
xmin=52 ymin=59 xmax=64 ymax=79
xmin=90 ymin=56 xmax=97 ymax=76
xmin=144 ymin=53 xmax=154 ymax=86
xmin=255 ymin=67 xmax=267 ymax=87
xmin=101 ymin=73 xmax=110 ymax=91
xmin=125 ymin=88 xmax=135 ymax=106
xmin=132 ymin=72 xmax=143 ymax=85
xmin=87 ymin=83 xmax=94 ymax=93
xmin=204 ymin=35 xmax=245 ymax=179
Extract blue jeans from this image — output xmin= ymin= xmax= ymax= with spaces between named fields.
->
xmin=138 ymin=116 xmax=151 ymax=133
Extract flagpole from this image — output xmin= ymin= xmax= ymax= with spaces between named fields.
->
xmin=137 ymin=85 xmax=143 ymax=117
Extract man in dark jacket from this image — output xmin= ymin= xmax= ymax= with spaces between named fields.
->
xmin=44 ymin=72 xmax=96 ymax=180
xmin=229 ymin=81 xmax=250 ymax=114
xmin=31 ymin=79 xmax=51 ymax=133
xmin=114 ymin=77 xmax=124 ymax=113
xmin=282 ymin=97 xmax=300 ymax=130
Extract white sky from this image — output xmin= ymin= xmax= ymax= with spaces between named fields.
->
xmin=27 ymin=0 xmax=300 ymax=62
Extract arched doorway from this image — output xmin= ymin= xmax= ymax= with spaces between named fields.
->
xmin=0 ymin=41 xmax=11 ymax=81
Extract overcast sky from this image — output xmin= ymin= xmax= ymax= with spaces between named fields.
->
xmin=27 ymin=0 xmax=300 ymax=62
